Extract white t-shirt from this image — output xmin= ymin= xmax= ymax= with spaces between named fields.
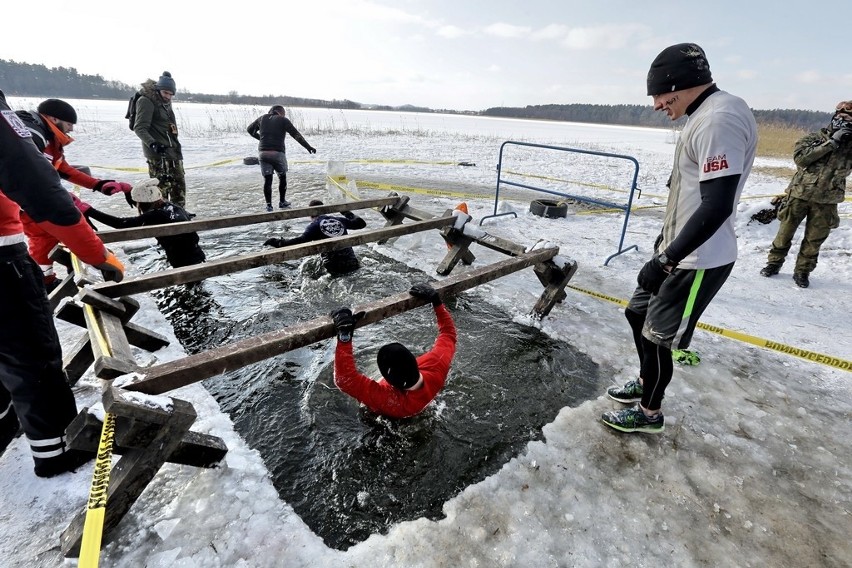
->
xmin=661 ymin=90 xmax=757 ymax=269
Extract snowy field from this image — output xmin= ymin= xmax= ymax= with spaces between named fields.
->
xmin=1 ymin=98 xmax=850 ymax=567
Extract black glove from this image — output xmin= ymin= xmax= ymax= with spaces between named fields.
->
xmin=331 ymin=307 xmax=355 ymax=342
xmin=831 ymin=124 xmax=852 ymax=145
xmin=149 ymin=142 xmax=167 ymax=155
xmin=264 ymin=238 xmax=283 ymax=248
xmin=410 ymin=282 xmax=442 ymax=306
xmin=637 ymin=255 xmax=672 ymax=295
xmin=307 ymin=146 xmax=316 ymax=154
xmin=341 ymin=210 xmax=355 ymax=219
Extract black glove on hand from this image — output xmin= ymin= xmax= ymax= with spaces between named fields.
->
xmin=637 ymin=256 xmax=671 ymax=295
xmin=307 ymin=146 xmax=317 ymax=154
xmin=331 ymin=307 xmax=355 ymax=342
xmin=410 ymin=282 xmax=442 ymax=306
xmin=149 ymin=142 xmax=167 ymax=155
xmin=831 ymin=125 xmax=852 ymax=145
xmin=341 ymin=211 xmax=355 ymax=219
xmin=263 ymin=238 xmax=283 ymax=248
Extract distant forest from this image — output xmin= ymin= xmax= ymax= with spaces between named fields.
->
xmin=1 ymin=59 xmax=831 ymax=131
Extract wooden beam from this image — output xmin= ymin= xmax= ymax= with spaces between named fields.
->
xmin=96 ymin=196 xmax=402 ymax=243
xmin=90 ymin=216 xmax=457 ymax=297
xmin=55 ymin=302 xmax=170 ymax=351
xmin=124 ymin=247 xmax=557 ymax=395
xmin=63 ymin=334 xmax=94 ymax=386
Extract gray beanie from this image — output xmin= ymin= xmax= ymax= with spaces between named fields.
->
xmin=646 ymin=43 xmax=713 ymax=96
xmin=156 ymin=71 xmax=176 ymax=93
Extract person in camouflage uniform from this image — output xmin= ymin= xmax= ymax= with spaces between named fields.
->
xmin=760 ymin=101 xmax=852 ymax=288
xmin=132 ymin=71 xmax=187 ymax=207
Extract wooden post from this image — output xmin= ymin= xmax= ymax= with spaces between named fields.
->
xmin=61 ymin=388 xmax=199 ymax=557
xmin=55 ymin=302 xmax=170 ymax=352
xmin=531 ymin=257 xmax=579 ymax=318
xmin=63 ymin=334 xmax=95 ymax=386
xmin=124 ymin=248 xmax=557 ymax=396
xmin=91 ymin=216 xmax=457 ymax=297
xmin=95 ymin=196 xmax=402 ymax=243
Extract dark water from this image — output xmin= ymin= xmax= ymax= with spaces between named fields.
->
xmin=152 ymin=222 xmax=605 ymax=550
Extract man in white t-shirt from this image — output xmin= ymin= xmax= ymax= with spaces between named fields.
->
xmin=603 ymin=43 xmax=757 ymax=434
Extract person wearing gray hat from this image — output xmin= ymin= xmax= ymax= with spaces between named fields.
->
xmin=603 ymin=43 xmax=757 ymax=434
xmin=131 ymin=71 xmax=187 ymax=208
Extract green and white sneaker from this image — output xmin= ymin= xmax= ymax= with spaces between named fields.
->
xmin=601 ymin=406 xmax=664 ymax=434
xmin=607 ymin=379 xmax=643 ymax=404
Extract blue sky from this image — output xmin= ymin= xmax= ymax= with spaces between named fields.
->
xmin=6 ymin=0 xmax=848 ymax=113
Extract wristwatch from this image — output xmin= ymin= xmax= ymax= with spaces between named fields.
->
xmin=657 ymin=252 xmax=677 ymax=272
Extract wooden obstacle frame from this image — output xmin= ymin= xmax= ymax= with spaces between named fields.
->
xmin=55 ymin=193 xmax=578 ymax=557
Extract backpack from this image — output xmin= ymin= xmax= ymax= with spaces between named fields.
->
xmin=125 ymin=92 xmax=142 ymax=130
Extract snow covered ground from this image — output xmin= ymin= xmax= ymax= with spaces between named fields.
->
xmin=2 ymin=99 xmax=850 ymax=567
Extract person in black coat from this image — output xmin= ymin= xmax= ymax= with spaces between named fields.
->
xmin=84 ymin=178 xmax=205 ymax=268
xmin=247 ymin=105 xmax=316 ymax=211
xmin=263 ymin=199 xmax=365 ymax=275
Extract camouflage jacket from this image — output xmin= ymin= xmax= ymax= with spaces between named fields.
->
xmin=133 ymin=80 xmax=183 ymax=161
xmin=785 ymin=128 xmax=852 ymax=203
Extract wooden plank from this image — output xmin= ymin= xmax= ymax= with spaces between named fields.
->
xmin=63 ymin=334 xmax=94 ymax=386
xmin=96 ymin=196 xmax=402 ymax=243
xmin=76 ymin=289 xmax=127 ymax=319
xmin=61 ymin=391 xmax=197 ymax=557
xmin=90 ymin=215 xmax=457 ymax=297
xmin=124 ymin=247 xmax=558 ymax=395
xmin=48 ymin=273 xmax=78 ymax=311
xmin=531 ymin=258 xmax=579 ymax=318
xmin=65 ymin=411 xmax=227 ymax=468
xmin=56 ymin=301 xmax=170 ymax=352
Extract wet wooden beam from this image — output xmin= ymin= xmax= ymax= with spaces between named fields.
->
xmin=124 ymin=247 xmax=557 ymax=395
xmin=90 ymin=215 xmax=457 ymax=297
xmin=96 ymin=196 xmax=402 ymax=243
xmin=55 ymin=302 xmax=169 ymax=352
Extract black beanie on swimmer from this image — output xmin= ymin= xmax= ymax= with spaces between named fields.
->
xmin=269 ymin=104 xmax=285 ymax=114
xmin=646 ymin=43 xmax=713 ymax=96
xmin=37 ymin=99 xmax=77 ymax=124
xmin=156 ymin=71 xmax=176 ymax=93
xmin=377 ymin=342 xmax=419 ymax=390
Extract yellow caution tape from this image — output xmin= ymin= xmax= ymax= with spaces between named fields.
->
xmin=356 ymin=180 xmax=486 ymax=200
xmin=70 ymin=250 xmax=117 ymax=567
xmin=565 ymin=283 xmax=851 ymax=372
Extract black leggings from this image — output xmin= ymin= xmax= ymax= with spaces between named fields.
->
xmin=263 ymin=173 xmax=287 ymax=204
xmin=625 ymin=307 xmax=672 ymax=412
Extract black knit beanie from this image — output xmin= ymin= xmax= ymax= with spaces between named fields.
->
xmin=156 ymin=71 xmax=176 ymax=93
xmin=37 ymin=99 xmax=77 ymax=124
xmin=269 ymin=104 xmax=285 ymax=114
xmin=646 ymin=43 xmax=713 ymax=96
xmin=377 ymin=342 xmax=419 ymax=390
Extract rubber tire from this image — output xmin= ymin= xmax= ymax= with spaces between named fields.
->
xmin=529 ymin=199 xmax=568 ymax=219
xmin=243 ymin=156 xmax=259 ymax=165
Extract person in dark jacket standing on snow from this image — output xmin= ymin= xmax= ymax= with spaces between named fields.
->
xmin=133 ymin=71 xmax=187 ymax=207
xmin=0 ymin=90 xmax=125 ymax=477
xmin=247 ymin=105 xmax=316 ymax=211
xmin=15 ymin=99 xmax=133 ymax=291
xmin=262 ymin=199 xmax=364 ymax=275
xmin=84 ymin=178 xmax=205 ymax=269
xmin=330 ymin=283 xmax=457 ymax=419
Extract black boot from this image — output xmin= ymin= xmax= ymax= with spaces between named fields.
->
xmin=760 ymin=264 xmax=781 ymax=277
xmin=793 ymin=272 xmax=809 ymax=288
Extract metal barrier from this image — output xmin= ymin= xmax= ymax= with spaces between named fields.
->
xmin=480 ymin=141 xmax=641 ymax=265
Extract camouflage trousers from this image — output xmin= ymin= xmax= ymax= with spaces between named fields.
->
xmin=147 ymin=158 xmax=186 ymax=207
xmin=767 ymin=197 xmax=840 ymax=274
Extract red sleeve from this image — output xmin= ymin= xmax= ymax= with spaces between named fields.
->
xmin=20 ymin=210 xmax=107 ymax=266
xmin=333 ymin=340 xmax=408 ymax=416
xmin=55 ymin=157 xmax=100 ymax=189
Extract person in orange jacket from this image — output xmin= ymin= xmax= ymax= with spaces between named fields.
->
xmin=0 ymin=91 xmax=124 ymax=478
xmin=330 ymin=283 xmax=457 ymax=419
xmin=16 ymin=99 xmax=133 ymax=290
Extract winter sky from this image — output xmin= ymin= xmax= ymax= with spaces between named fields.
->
xmin=5 ymin=0 xmax=850 ymax=113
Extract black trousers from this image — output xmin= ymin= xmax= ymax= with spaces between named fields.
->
xmin=0 ymin=243 xmax=77 ymax=463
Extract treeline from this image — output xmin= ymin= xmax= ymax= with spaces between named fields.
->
xmin=1 ymin=59 xmax=831 ymax=131
xmin=483 ymin=103 xmax=832 ymax=132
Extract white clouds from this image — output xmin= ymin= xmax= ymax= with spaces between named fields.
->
xmin=561 ymin=24 xmax=650 ymax=50
xmin=531 ymin=24 xmax=569 ymax=41
xmin=436 ymin=25 xmax=468 ymax=39
xmin=483 ymin=22 xmax=533 ymax=38
xmin=794 ymin=70 xmax=823 ymax=84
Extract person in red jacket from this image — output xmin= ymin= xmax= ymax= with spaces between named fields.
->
xmin=0 ymin=91 xmax=124 ymax=478
xmin=16 ymin=99 xmax=133 ymax=290
xmin=330 ymin=283 xmax=457 ymax=419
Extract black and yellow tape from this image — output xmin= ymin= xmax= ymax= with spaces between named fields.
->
xmin=565 ymin=283 xmax=851 ymax=372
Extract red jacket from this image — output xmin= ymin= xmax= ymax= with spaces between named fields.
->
xmin=0 ymin=98 xmax=106 ymax=266
xmin=333 ymin=304 xmax=457 ymax=418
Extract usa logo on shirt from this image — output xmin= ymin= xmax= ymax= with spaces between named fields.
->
xmin=703 ymin=154 xmax=729 ymax=173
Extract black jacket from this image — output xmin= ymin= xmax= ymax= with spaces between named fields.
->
xmin=247 ymin=114 xmax=312 ymax=153
xmin=281 ymin=213 xmax=366 ymax=274
xmin=86 ymin=202 xmax=205 ymax=268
